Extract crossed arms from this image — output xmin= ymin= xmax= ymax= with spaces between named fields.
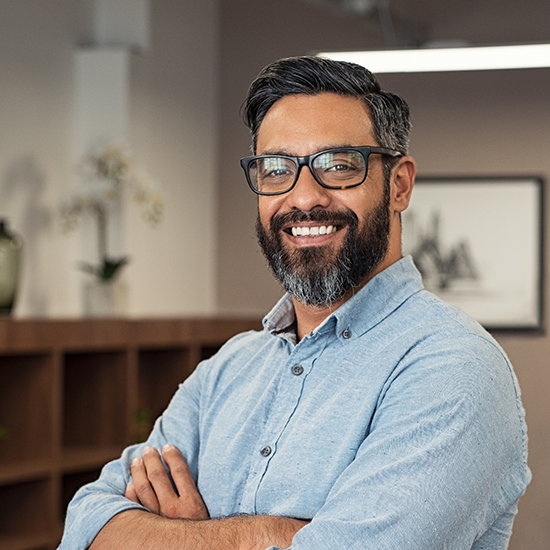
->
xmin=89 ymin=444 xmax=307 ymax=550
xmin=62 ymin=330 xmax=527 ymax=550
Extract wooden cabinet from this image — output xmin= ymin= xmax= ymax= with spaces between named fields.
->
xmin=0 ymin=317 xmax=261 ymax=550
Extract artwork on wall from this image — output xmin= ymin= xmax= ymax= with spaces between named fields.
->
xmin=402 ymin=176 xmax=544 ymax=331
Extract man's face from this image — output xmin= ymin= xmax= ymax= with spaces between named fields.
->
xmin=255 ymin=92 xmax=395 ymax=307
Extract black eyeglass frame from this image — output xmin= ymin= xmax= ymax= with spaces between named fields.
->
xmin=240 ymin=146 xmax=402 ymax=196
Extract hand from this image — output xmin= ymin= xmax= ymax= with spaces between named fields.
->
xmin=125 ymin=444 xmax=209 ymax=520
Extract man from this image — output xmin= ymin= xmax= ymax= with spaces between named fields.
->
xmin=59 ymin=56 xmax=530 ymax=550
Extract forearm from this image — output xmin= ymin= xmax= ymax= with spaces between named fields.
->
xmin=89 ymin=509 xmax=307 ymax=550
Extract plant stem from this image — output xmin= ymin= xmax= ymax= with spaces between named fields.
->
xmin=96 ymin=203 xmax=108 ymax=263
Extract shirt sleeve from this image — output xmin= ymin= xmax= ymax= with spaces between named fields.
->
xmin=57 ymin=360 xmax=206 ymax=550
xmin=269 ymin=334 xmax=530 ymax=550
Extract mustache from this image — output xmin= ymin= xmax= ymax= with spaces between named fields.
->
xmin=270 ymin=209 xmax=359 ymax=233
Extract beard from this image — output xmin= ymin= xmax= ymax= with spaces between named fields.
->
xmin=256 ymin=194 xmax=391 ymax=307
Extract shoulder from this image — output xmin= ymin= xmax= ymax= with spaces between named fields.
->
xmin=358 ymin=287 xmax=524 ymax=429
xmin=388 ymin=287 xmax=507 ymax=361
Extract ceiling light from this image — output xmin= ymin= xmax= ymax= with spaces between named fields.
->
xmin=318 ymin=43 xmax=550 ymax=73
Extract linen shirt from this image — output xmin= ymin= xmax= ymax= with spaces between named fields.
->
xmin=59 ymin=256 xmax=531 ymax=550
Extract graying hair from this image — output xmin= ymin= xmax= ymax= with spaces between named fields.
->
xmin=242 ymin=55 xmax=411 ymax=183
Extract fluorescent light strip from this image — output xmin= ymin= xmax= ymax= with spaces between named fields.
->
xmin=318 ymin=44 xmax=550 ymax=73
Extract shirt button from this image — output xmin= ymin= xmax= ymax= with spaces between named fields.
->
xmin=291 ymin=364 xmax=304 ymax=376
xmin=342 ymin=329 xmax=352 ymax=339
xmin=260 ymin=446 xmax=272 ymax=457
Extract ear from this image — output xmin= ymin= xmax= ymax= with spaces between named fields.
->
xmin=391 ymin=156 xmax=416 ymax=214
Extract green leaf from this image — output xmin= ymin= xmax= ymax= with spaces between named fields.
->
xmin=79 ymin=256 xmax=130 ymax=281
xmin=99 ymin=257 xmax=130 ymax=280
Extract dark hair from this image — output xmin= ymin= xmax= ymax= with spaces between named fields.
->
xmin=242 ymin=56 xmax=411 ymax=181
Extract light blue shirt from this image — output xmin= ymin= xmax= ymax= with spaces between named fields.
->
xmin=59 ymin=256 xmax=530 ymax=549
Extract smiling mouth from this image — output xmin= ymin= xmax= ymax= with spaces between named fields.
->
xmin=284 ymin=224 xmax=343 ymax=237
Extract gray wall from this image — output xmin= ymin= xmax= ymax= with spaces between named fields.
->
xmin=216 ymin=1 xmax=550 ymax=548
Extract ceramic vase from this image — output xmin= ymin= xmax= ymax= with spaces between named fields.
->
xmin=0 ymin=220 xmax=22 ymax=315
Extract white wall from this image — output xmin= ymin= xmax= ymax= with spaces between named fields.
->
xmin=0 ymin=1 xmax=76 ymax=316
xmin=0 ymin=0 xmax=219 ymax=317
xmin=128 ymin=0 xmax=219 ymax=315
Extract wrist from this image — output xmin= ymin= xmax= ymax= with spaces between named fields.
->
xmin=239 ymin=515 xmax=307 ymax=550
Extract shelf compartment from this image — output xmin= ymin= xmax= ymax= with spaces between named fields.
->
xmin=0 ymin=533 xmax=54 ymax=550
xmin=0 ymin=354 xmax=53 ymax=464
xmin=136 ymin=347 xmax=190 ymax=443
xmin=0 ymin=478 xmax=54 ymax=543
xmin=61 ymin=446 xmax=122 ymax=473
xmin=63 ymin=351 xmax=128 ymax=450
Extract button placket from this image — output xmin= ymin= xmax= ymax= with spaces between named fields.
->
xmin=245 ymin=337 xmax=328 ymax=510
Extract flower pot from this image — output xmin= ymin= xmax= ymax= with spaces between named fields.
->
xmin=83 ymin=279 xmax=128 ymax=317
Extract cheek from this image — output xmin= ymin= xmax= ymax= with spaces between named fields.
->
xmin=258 ymin=196 xmax=284 ymax=228
xmin=332 ymin=186 xmax=377 ymax=218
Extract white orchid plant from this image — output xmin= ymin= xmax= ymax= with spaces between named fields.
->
xmin=61 ymin=144 xmax=163 ymax=281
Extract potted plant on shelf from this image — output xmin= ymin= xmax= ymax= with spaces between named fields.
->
xmin=61 ymin=144 xmax=163 ymax=316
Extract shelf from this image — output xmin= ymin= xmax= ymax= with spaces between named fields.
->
xmin=0 ymin=532 xmax=55 ymax=550
xmin=0 ymin=459 xmax=51 ymax=486
xmin=0 ymin=354 xmax=54 ymax=463
xmin=0 ymin=478 xmax=54 ymax=540
xmin=136 ymin=347 xmax=189 ymax=442
xmin=0 ymin=317 xmax=261 ymax=547
xmin=61 ymin=446 xmax=123 ymax=473
xmin=63 ymin=350 xmax=127 ymax=449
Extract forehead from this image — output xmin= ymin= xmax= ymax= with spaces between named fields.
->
xmin=256 ymin=92 xmax=375 ymax=156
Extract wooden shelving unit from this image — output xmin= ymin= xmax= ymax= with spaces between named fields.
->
xmin=0 ymin=317 xmax=261 ymax=550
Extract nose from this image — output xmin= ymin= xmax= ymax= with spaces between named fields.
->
xmin=286 ymin=166 xmax=331 ymax=211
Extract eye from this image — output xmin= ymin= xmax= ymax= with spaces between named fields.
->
xmin=264 ymin=167 xmax=292 ymax=178
xmin=326 ymin=161 xmax=355 ymax=172
xmin=314 ymin=150 xmax=365 ymax=181
xmin=259 ymin=158 xmax=294 ymax=179
xmin=317 ymin=151 xmax=361 ymax=169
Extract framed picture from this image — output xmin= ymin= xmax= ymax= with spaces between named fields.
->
xmin=402 ymin=176 xmax=544 ymax=331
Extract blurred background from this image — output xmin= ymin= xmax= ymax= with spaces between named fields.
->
xmin=0 ymin=0 xmax=549 ymax=548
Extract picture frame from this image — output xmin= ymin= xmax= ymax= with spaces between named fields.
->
xmin=402 ymin=176 xmax=544 ymax=332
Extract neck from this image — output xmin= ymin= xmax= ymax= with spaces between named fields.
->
xmin=292 ymin=297 xmax=343 ymax=342
xmin=292 ymin=253 xmax=401 ymax=341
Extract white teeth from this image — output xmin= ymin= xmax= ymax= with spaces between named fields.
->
xmin=290 ymin=225 xmax=337 ymax=237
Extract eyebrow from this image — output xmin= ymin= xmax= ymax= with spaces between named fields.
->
xmin=258 ymin=144 xmax=356 ymax=157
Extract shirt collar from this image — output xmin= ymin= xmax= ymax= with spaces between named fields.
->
xmin=263 ymin=256 xmax=424 ymax=342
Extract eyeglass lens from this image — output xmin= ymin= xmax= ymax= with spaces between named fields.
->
xmin=248 ymin=149 xmax=367 ymax=194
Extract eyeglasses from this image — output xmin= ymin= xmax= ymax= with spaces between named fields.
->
xmin=240 ymin=146 xmax=402 ymax=196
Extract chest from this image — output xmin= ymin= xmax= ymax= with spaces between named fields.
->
xmin=196 ymin=338 xmax=398 ymax=518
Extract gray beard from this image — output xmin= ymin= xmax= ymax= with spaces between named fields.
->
xmin=256 ymin=197 xmax=390 ymax=307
